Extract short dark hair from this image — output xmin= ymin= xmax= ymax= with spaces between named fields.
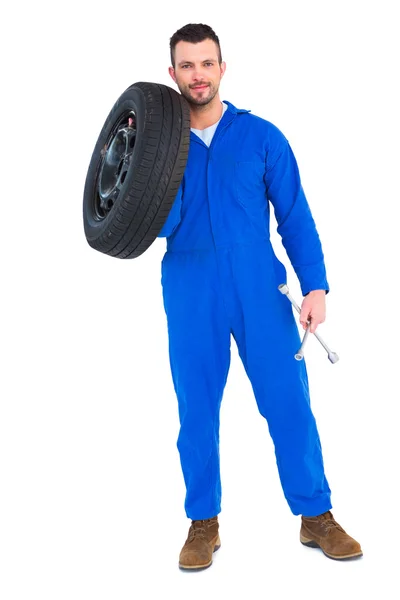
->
xmin=169 ymin=23 xmax=222 ymax=68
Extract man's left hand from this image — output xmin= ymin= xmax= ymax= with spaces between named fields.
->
xmin=300 ymin=290 xmax=326 ymax=334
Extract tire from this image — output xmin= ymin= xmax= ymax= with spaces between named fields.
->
xmin=82 ymin=81 xmax=190 ymax=259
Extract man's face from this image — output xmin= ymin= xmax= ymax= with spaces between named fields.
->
xmin=169 ymin=39 xmax=226 ymax=107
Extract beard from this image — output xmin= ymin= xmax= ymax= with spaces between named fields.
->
xmin=178 ymin=81 xmax=219 ymax=107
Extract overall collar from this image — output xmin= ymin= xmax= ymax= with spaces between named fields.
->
xmin=190 ymin=100 xmax=251 ymax=146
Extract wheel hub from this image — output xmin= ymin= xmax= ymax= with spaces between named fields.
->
xmin=96 ymin=113 xmax=137 ymax=217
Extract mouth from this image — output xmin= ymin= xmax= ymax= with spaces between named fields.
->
xmin=191 ymin=84 xmax=209 ymax=91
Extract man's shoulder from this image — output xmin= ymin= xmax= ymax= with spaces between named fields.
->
xmin=223 ymin=100 xmax=287 ymax=139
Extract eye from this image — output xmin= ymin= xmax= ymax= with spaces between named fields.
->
xmin=205 ymin=62 xmax=213 ymax=66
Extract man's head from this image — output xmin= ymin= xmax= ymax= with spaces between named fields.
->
xmin=169 ymin=23 xmax=226 ymax=107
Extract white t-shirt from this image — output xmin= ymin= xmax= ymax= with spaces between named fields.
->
xmin=190 ymin=101 xmax=228 ymax=146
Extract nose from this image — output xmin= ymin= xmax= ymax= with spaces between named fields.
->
xmin=192 ymin=65 xmax=208 ymax=82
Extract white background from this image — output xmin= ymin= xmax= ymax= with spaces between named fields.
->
xmin=1 ymin=1 xmax=399 ymax=598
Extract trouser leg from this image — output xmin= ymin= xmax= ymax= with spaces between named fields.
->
xmin=230 ymin=245 xmax=332 ymax=516
xmin=161 ymin=251 xmax=231 ymax=519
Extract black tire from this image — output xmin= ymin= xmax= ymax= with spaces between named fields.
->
xmin=82 ymin=81 xmax=190 ymax=259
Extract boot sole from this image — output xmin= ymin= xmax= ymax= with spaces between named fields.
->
xmin=300 ymin=534 xmax=363 ymax=560
xmin=179 ymin=537 xmax=221 ymax=571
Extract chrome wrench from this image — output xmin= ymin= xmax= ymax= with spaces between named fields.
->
xmin=278 ymin=284 xmax=339 ymax=364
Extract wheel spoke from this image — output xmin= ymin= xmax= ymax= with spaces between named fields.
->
xmin=95 ymin=112 xmax=137 ymax=219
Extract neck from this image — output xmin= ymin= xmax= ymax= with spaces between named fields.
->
xmin=190 ymin=95 xmax=223 ymax=130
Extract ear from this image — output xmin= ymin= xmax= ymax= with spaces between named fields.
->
xmin=220 ymin=61 xmax=227 ymax=79
xmin=168 ymin=66 xmax=177 ymax=83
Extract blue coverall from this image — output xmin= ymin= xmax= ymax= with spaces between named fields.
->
xmin=158 ymin=100 xmax=332 ymax=519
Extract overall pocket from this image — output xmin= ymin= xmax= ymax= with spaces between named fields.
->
xmin=234 ymin=160 xmax=266 ymax=209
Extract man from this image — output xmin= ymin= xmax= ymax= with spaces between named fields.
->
xmin=157 ymin=23 xmax=362 ymax=570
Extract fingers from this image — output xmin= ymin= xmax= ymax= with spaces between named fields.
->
xmin=309 ymin=315 xmax=325 ymax=334
xmin=300 ymin=296 xmax=326 ymax=334
xmin=300 ymin=313 xmax=325 ymax=333
xmin=300 ymin=309 xmax=310 ymax=330
xmin=310 ymin=318 xmax=318 ymax=334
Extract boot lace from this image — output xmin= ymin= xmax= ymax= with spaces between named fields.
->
xmin=316 ymin=512 xmax=346 ymax=534
xmin=187 ymin=519 xmax=215 ymax=542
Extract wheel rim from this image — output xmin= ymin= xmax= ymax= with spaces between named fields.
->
xmin=95 ymin=111 xmax=137 ymax=219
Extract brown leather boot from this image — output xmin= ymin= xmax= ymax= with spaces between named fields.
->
xmin=179 ymin=516 xmax=221 ymax=570
xmin=300 ymin=510 xmax=363 ymax=560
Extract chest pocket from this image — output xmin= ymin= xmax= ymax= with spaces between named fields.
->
xmin=234 ymin=160 xmax=266 ymax=207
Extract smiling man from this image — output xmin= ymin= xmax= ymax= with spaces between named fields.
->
xmin=170 ymin=39 xmax=224 ymax=118
xmin=158 ymin=23 xmax=362 ymax=570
